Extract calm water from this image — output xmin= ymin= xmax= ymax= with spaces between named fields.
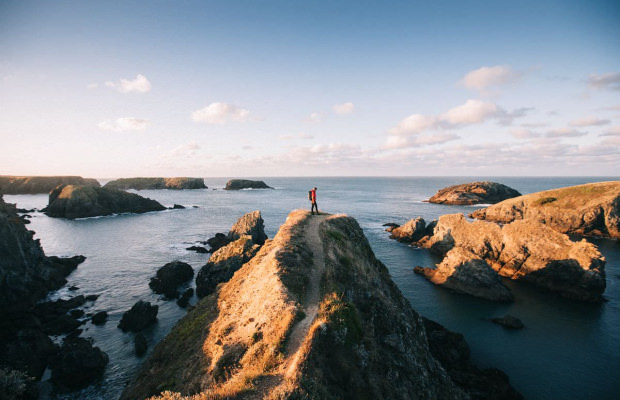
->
xmin=5 ymin=177 xmax=620 ymax=400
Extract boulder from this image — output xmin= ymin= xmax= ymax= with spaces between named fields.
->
xmin=490 ymin=315 xmax=524 ymax=329
xmin=134 ymin=333 xmax=148 ymax=357
xmin=196 ymin=237 xmax=260 ymax=298
xmin=91 ymin=311 xmax=108 ymax=325
xmin=103 ymin=177 xmax=207 ymax=190
xmin=45 ymin=185 xmax=166 ymax=219
xmin=149 ymin=261 xmax=194 ymax=299
xmin=171 ymin=204 xmax=185 ymax=209
xmin=224 ymin=179 xmax=273 ymax=190
xmin=118 ymin=301 xmax=158 ymax=332
xmin=414 ymin=248 xmax=513 ymax=302
xmin=50 ymin=336 xmax=108 ymax=392
xmin=228 ymin=210 xmax=268 ymax=245
xmin=428 ymin=181 xmax=521 ymax=205
xmin=176 ymin=288 xmax=194 ymax=308
xmin=416 ymin=214 xmax=606 ymax=302
xmin=0 ymin=175 xmax=99 ymax=194
xmin=206 ymin=233 xmax=232 ymax=252
xmin=186 ymin=245 xmax=209 ymax=253
xmin=471 ymin=181 xmax=620 ymax=238
xmin=390 ymin=217 xmax=426 ymax=243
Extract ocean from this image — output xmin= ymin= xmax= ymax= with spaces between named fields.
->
xmin=5 ymin=176 xmax=619 ymax=400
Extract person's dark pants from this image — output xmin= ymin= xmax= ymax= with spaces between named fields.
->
xmin=311 ymin=202 xmax=318 ymax=214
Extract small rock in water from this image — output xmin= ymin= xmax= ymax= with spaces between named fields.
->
xmin=118 ymin=301 xmax=158 ymax=332
xmin=186 ymin=245 xmax=209 ymax=254
xmin=91 ymin=311 xmax=108 ymax=325
xmin=177 ymin=288 xmax=194 ymax=308
xmin=134 ymin=333 xmax=148 ymax=357
xmin=69 ymin=309 xmax=84 ymax=318
xmin=68 ymin=285 xmax=79 ymax=291
xmin=490 ymin=315 xmax=524 ymax=329
xmin=171 ymin=204 xmax=185 ymax=209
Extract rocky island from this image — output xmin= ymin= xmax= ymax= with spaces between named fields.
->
xmin=224 ymin=179 xmax=273 ymax=190
xmin=44 ymin=185 xmax=167 ymax=219
xmin=104 ymin=177 xmax=207 ymax=190
xmin=122 ymin=210 xmax=519 ymax=399
xmin=428 ymin=181 xmax=521 ymax=205
xmin=0 ymin=175 xmax=100 ymax=194
xmin=471 ymin=181 xmax=620 ymax=238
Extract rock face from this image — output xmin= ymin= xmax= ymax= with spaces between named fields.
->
xmin=228 ymin=209 xmax=268 ymax=245
xmin=471 ymin=181 xmax=620 ymax=238
xmin=50 ymin=337 xmax=108 ymax=392
xmin=118 ymin=301 xmax=158 ymax=332
xmin=104 ymin=177 xmax=207 ymax=190
xmin=415 ymin=214 xmax=606 ymax=302
xmin=428 ymin=181 xmax=521 ymax=205
xmin=45 ymin=185 xmax=166 ymax=219
xmin=224 ymin=179 xmax=272 ymax=190
xmin=0 ymin=175 xmax=100 ymax=194
xmin=122 ymin=211 xmax=519 ymax=400
xmin=390 ymin=217 xmax=428 ymax=243
xmin=149 ymin=261 xmax=194 ymax=299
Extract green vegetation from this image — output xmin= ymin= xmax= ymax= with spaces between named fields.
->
xmin=319 ymin=293 xmax=362 ymax=346
xmin=535 ymin=196 xmax=557 ymax=206
xmin=326 ymin=230 xmax=345 ymax=244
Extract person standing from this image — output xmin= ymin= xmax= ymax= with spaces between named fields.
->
xmin=310 ymin=187 xmax=318 ymax=215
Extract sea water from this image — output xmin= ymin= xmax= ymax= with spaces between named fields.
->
xmin=5 ymin=177 xmax=619 ymax=400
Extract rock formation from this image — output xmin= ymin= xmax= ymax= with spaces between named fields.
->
xmin=50 ymin=336 xmax=108 ymax=392
xmin=414 ymin=214 xmax=606 ymax=302
xmin=149 ymin=261 xmax=194 ymax=299
xmin=390 ymin=217 xmax=430 ymax=243
xmin=428 ymin=181 xmax=521 ymax=205
xmin=0 ymin=175 xmax=100 ymax=194
xmin=471 ymin=181 xmax=620 ymax=238
xmin=228 ymin=209 xmax=268 ymax=245
xmin=224 ymin=179 xmax=273 ymax=190
xmin=118 ymin=301 xmax=158 ymax=332
xmin=45 ymin=185 xmax=166 ymax=219
xmin=104 ymin=177 xmax=207 ymax=190
xmin=122 ymin=211 xmax=519 ymax=399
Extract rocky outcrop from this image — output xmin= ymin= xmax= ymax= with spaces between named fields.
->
xmin=490 ymin=315 xmax=524 ymax=330
xmin=122 ymin=211 xmax=519 ymax=400
xmin=224 ymin=179 xmax=273 ymax=190
xmin=149 ymin=261 xmax=194 ymax=299
xmin=0 ymin=175 xmax=99 ymax=194
xmin=45 ymin=185 xmax=166 ymax=219
xmin=228 ymin=210 xmax=268 ymax=245
xmin=50 ymin=337 xmax=108 ymax=392
xmin=471 ymin=181 xmax=620 ymax=238
xmin=390 ymin=217 xmax=429 ymax=243
xmin=118 ymin=301 xmax=158 ymax=332
xmin=104 ymin=177 xmax=207 ymax=190
xmin=428 ymin=181 xmax=521 ymax=205
xmin=415 ymin=214 xmax=606 ymax=302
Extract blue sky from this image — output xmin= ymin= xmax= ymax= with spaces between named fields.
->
xmin=1 ymin=0 xmax=619 ymax=177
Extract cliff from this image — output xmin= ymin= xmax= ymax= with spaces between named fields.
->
xmin=123 ymin=211 xmax=520 ymax=400
xmin=104 ymin=177 xmax=207 ymax=190
xmin=428 ymin=181 xmax=521 ymax=205
xmin=470 ymin=181 xmax=620 ymax=238
xmin=0 ymin=175 xmax=100 ymax=194
xmin=45 ymin=185 xmax=167 ymax=219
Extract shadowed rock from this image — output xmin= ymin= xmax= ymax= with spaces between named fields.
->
xmin=104 ymin=177 xmax=207 ymax=190
xmin=224 ymin=179 xmax=272 ymax=190
xmin=135 ymin=333 xmax=148 ymax=357
xmin=149 ymin=261 xmax=194 ymax=299
xmin=490 ymin=315 xmax=524 ymax=329
xmin=118 ymin=301 xmax=158 ymax=332
xmin=428 ymin=181 xmax=521 ymax=205
xmin=50 ymin=336 xmax=108 ymax=392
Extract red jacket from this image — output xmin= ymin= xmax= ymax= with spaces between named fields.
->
xmin=310 ymin=189 xmax=317 ymax=202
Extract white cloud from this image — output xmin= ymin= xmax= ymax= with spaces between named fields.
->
xmin=442 ymin=99 xmax=498 ymax=125
xmin=306 ymin=112 xmax=322 ymax=123
xmin=389 ymin=114 xmax=438 ymax=135
xmin=600 ymin=126 xmax=620 ymax=137
xmin=385 ymin=133 xmax=460 ymax=149
xmin=98 ymin=117 xmax=149 ymax=131
xmin=588 ymin=72 xmax=620 ymax=91
xmin=333 ymin=102 xmax=355 ymax=115
xmin=461 ymin=65 xmax=521 ymax=92
xmin=512 ymin=128 xmax=540 ymax=139
xmin=105 ymin=74 xmax=151 ymax=93
xmin=546 ymin=128 xmax=588 ymax=138
xmin=191 ymin=102 xmax=250 ymax=124
xmin=569 ymin=117 xmax=610 ymax=127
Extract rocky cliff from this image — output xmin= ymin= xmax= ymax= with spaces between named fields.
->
xmin=104 ymin=177 xmax=207 ymax=190
xmin=428 ymin=181 xmax=521 ymax=205
xmin=0 ymin=175 xmax=100 ymax=194
xmin=45 ymin=185 xmax=167 ymax=218
xmin=224 ymin=179 xmax=273 ymax=190
xmin=122 ymin=211 xmax=519 ymax=400
xmin=470 ymin=181 xmax=620 ymax=238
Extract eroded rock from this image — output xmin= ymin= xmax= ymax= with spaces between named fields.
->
xmin=428 ymin=181 xmax=521 ymax=205
xmin=224 ymin=179 xmax=272 ymax=190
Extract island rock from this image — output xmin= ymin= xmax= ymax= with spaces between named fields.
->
xmin=149 ymin=261 xmax=194 ymax=299
xmin=471 ymin=181 xmax=620 ymax=238
xmin=45 ymin=185 xmax=166 ymax=219
xmin=104 ymin=177 xmax=207 ymax=190
xmin=428 ymin=181 xmax=521 ymax=205
xmin=224 ymin=179 xmax=272 ymax=190
xmin=0 ymin=175 xmax=99 ymax=194
xmin=118 ymin=301 xmax=158 ymax=332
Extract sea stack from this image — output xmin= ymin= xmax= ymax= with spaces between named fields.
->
xmin=428 ymin=181 xmax=521 ymax=205
xmin=0 ymin=175 xmax=100 ymax=194
xmin=224 ymin=179 xmax=273 ymax=190
xmin=104 ymin=177 xmax=207 ymax=190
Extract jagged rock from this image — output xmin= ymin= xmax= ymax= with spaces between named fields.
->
xmin=149 ymin=261 xmax=194 ymax=299
xmin=34 ymin=296 xmax=87 ymax=335
xmin=186 ymin=245 xmax=208 ymax=254
xmin=228 ymin=210 xmax=268 ymax=245
xmin=414 ymin=248 xmax=513 ymax=302
xmin=423 ymin=318 xmax=523 ymax=400
xmin=471 ymin=181 xmax=620 ymax=238
xmin=490 ymin=315 xmax=524 ymax=329
xmin=135 ymin=333 xmax=148 ymax=357
xmin=103 ymin=177 xmax=207 ymax=190
xmin=416 ymin=214 xmax=606 ymax=301
xmin=195 ymin=237 xmax=260 ymax=298
xmin=390 ymin=217 xmax=426 ymax=243
xmin=118 ymin=301 xmax=158 ymax=332
xmin=1 ymin=329 xmax=58 ymax=380
xmin=206 ymin=233 xmax=231 ymax=252
xmin=171 ymin=204 xmax=185 ymax=209
xmin=428 ymin=181 xmax=521 ymax=205
xmin=91 ymin=311 xmax=108 ymax=325
xmin=176 ymin=288 xmax=194 ymax=308
xmin=45 ymin=185 xmax=166 ymax=219
xmin=50 ymin=336 xmax=108 ymax=392
xmin=383 ymin=222 xmax=400 ymax=232
xmin=0 ymin=175 xmax=99 ymax=194
xmin=224 ymin=179 xmax=272 ymax=190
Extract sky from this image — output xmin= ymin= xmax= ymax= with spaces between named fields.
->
xmin=1 ymin=0 xmax=619 ymax=177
